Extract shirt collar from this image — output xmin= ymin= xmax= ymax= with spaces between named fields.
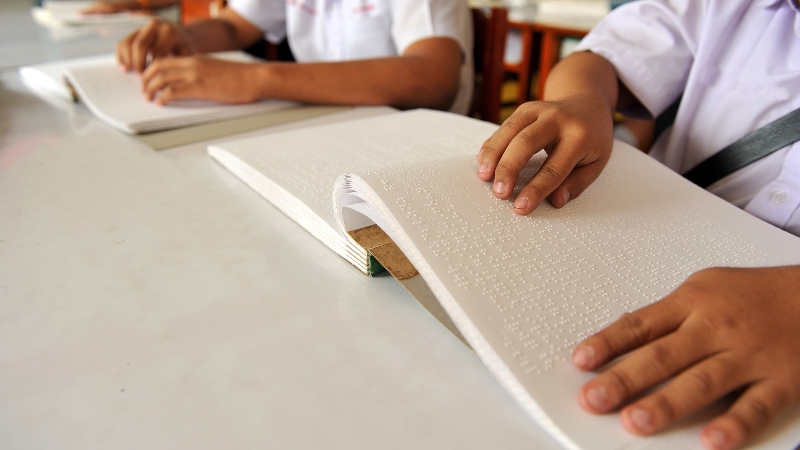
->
xmin=755 ymin=0 xmax=798 ymax=11
xmin=756 ymin=0 xmax=800 ymax=37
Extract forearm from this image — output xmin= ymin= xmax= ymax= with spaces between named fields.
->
xmin=249 ymin=57 xmax=457 ymax=110
xmin=181 ymin=7 xmax=264 ymax=53
xmin=178 ymin=20 xmax=242 ymax=53
xmin=245 ymin=38 xmax=461 ymax=110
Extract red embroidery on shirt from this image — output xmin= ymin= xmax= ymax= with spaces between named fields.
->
xmin=286 ymin=0 xmax=316 ymax=15
xmin=352 ymin=3 xmax=375 ymax=14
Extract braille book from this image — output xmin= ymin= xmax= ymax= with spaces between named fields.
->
xmin=207 ymin=109 xmax=800 ymax=449
xmin=19 ymin=53 xmax=294 ymax=134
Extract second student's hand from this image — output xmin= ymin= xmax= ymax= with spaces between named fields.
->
xmin=117 ymin=18 xmax=193 ymax=74
xmin=476 ymin=51 xmax=621 ymax=215
xmin=476 ymin=95 xmax=614 ymax=215
xmin=140 ymin=56 xmax=264 ymax=105
xmin=81 ymin=1 xmax=138 ymax=15
xmin=572 ymin=266 xmax=800 ymax=450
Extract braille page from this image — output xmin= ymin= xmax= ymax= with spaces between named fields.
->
xmin=19 ymin=54 xmax=117 ymax=102
xmin=333 ymin=143 xmax=800 ymax=450
xmin=63 ymin=54 xmax=295 ymax=134
xmin=208 ymin=109 xmax=500 ymax=271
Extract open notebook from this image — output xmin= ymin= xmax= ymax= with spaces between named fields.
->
xmin=208 ymin=109 xmax=800 ymax=449
xmin=19 ymin=53 xmax=295 ymax=134
xmin=31 ymin=0 xmax=151 ymax=27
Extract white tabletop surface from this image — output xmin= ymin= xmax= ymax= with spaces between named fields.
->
xmin=0 ymin=49 xmax=561 ymax=450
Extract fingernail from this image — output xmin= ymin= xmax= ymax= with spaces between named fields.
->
xmin=478 ymin=163 xmax=490 ymax=175
xmin=629 ymin=408 xmax=654 ymax=433
xmin=585 ymin=385 xmax=608 ymax=411
xmin=562 ymin=189 xmax=571 ymax=205
xmin=572 ymin=345 xmax=594 ymax=368
xmin=702 ymin=427 xmax=729 ymax=450
xmin=493 ymin=182 xmax=507 ymax=195
xmin=513 ymin=195 xmax=528 ymax=210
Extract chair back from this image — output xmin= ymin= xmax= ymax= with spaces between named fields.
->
xmin=471 ymin=7 xmax=508 ymax=124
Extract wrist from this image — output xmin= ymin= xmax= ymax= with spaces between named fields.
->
xmin=250 ymin=62 xmax=280 ymax=101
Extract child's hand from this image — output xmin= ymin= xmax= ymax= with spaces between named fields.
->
xmin=476 ymin=94 xmax=614 ymax=215
xmin=140 ymin=56 xmax=263 ymax=105
xmin=117 ymin=19 xmax=193 ymax=74
xmin=81 ymin=1 xmax=134 ymax=14
xmin=572 ymin=266 xmax=800 ymax=450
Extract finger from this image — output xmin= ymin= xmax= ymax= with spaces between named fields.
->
xmin=700 ymin=382 xmax=795 ymax=450
xmin=492 ymin=117 xmax=558 ymax=201
xmin=116 ymin=31 xmax=139 ymax=71
xmin=153 ymin=25 xmax=181 ymax=59
xmin=509 ymin=139 xmax=584 ymax=214
xmin=153 ymin=83 xmax=195 ymax=105
xmin=80 ymin=5 xmax=101 ymax=14
xmin=619 ymin=352 xmax=749 ymax=436
xmin=141 ymin=66 xmax=187 ymax=100
xmin=131 ymin=20 xmax=160 ymax=73
xmin=141 ymin=58 xmax=182 ymax=84
xmin=547 ymin=154 xmax=610 ymax=209
xmin=142 ymin=58 xmax=189 ymax=100
xmin=476 ymin=104 xmax=540 ymax=182
xmin=577 ymin=323 xmax=714 ymax=414
xmin=573 ymin=298 xmax=690 ymax=371
xmin=512 ymin=125 xmax=613 ymax=214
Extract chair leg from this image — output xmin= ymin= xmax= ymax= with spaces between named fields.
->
xmin=515 ymin=26 xmax=535 ymax=107
xmin=537 ymin=31 xmax=561 ymax=99
xmin=480 ymin=8 xmax=508 ymax=124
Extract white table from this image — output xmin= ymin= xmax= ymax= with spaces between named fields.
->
xmin=0 ymin=56 xmax=561 ymax=450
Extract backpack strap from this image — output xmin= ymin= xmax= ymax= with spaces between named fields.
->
xmin=684 ymin=107 xmax=800 ymax=188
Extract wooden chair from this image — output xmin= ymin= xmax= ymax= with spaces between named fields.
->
xmin=533 ymin=23 xmax=589 ymax=99
xmin=471 ymin=7 xmax=509 ymax=124
xmin=504 ymin=21 xmax=538 ymax=108
xmin=502 ymin=21 xmax=590 ymax=108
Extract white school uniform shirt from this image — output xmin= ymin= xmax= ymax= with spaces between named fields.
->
xmin=227 ymin=0 xmax=473 ymax=115
xmin=576 ymin=0 xmax=800 ymax=236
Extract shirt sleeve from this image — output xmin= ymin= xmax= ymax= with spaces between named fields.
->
xmin=575 ymin=0 xmax=708 ymax=116
xmin=227 ymin=0 xmax=287 ymax=44
xmin=389 ymin=0 xmax=471 ymax=57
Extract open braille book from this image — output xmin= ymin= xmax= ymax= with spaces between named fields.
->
xmin=207 ymin=109 xmax=800 ymax=449
xmin=19 ymin=52 xmax=295 ymax=134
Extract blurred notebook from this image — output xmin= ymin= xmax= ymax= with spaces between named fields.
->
xmin=31 ymin=0 xmax=151 ymax=27
xmin=20 ymin=52 xmax=295 ymax=134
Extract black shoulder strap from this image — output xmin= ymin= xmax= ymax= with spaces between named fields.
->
xmin=683 ymin=107 xmax=800 ymax=188
xmin=652 ymin=95 xmax=682 ymax=144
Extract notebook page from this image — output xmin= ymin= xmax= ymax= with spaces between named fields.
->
xmin=63 ymin=54 xmax=294 ymax=134
xmin=19 ymin=54 xmax=113 ymax=102
xmin=334 ymin=145 xmax=800 ymax=449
